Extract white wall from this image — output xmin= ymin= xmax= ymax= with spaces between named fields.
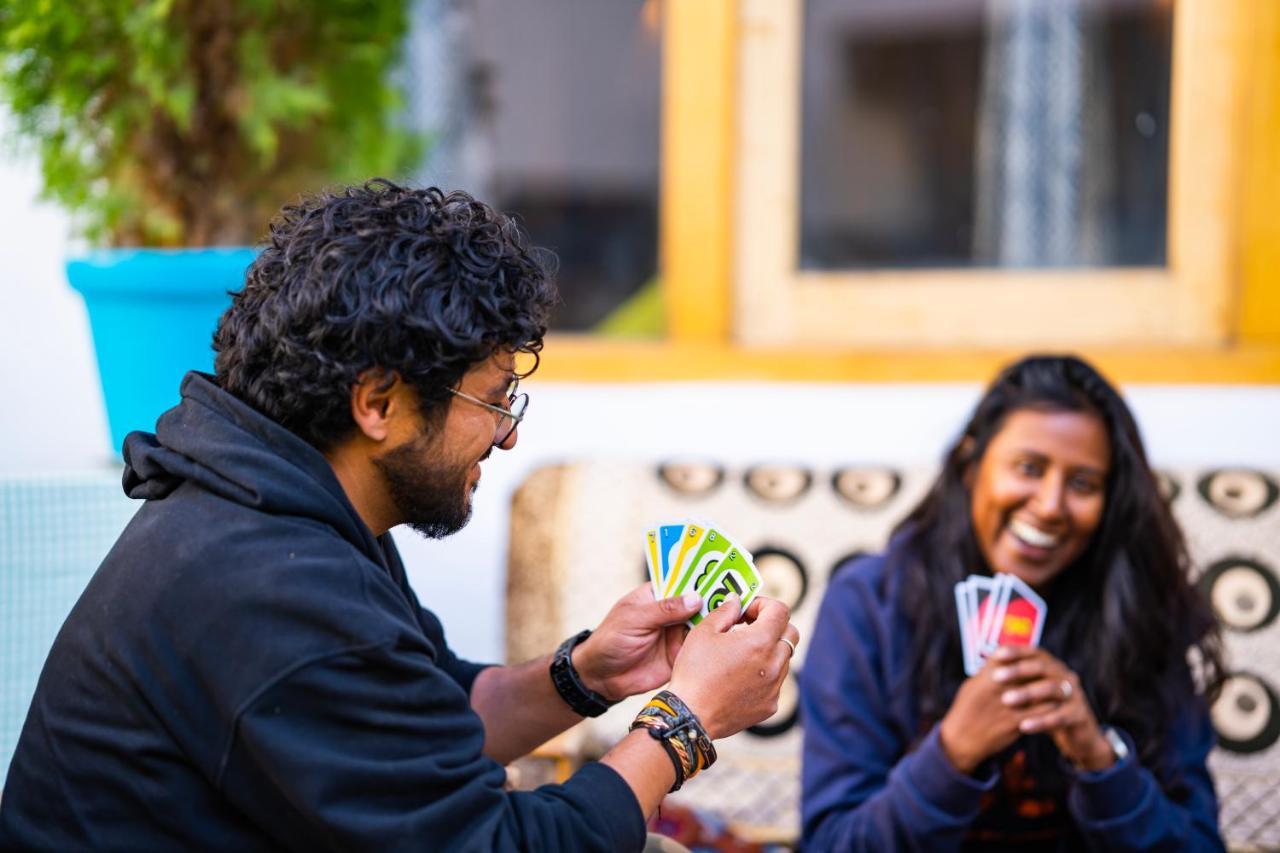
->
xmin=397 ymin=381 xmax=1280 ymax=662
xmin=0 ymin=119 xmax=110 ymax=471
xmin=3 ymin=115 xmax=1279 ymax=662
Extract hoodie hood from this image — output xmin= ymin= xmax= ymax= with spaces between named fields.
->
xmin=122 ymin=372 xmax=381 ymax=559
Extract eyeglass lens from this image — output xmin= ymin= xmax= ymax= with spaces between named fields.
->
xmin=495 ymin=393 xmax=529 ymax=445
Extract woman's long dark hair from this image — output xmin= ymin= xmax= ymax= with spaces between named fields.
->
xmin=897 ymin=354 xmax=1223 ymax=778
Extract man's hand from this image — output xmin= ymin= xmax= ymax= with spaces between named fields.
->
xmin=667 ymin=595 xmax=799 ymax=739
xmin=472 ymin=585 xmax=701 ymax=763
xmin=572 ymin=584 xmax=703 ymax=703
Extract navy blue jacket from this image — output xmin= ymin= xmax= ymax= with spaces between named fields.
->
xmin=800 ymin=542 xmax=1224 ymax=851
xmin=0 ymin=373 xmax=644 ymax=851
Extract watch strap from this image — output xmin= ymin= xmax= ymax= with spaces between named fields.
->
xmin=549 ymin=629 xmax=615 ymax=718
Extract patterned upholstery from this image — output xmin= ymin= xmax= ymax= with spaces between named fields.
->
xmin=505 ymin=462 xmax=1280 ymax=849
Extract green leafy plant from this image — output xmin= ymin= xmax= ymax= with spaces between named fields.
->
xmin=0 ymin=0 xmax=423 ymax=246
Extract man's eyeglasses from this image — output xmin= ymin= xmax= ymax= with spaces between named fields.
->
xmin=446 ymin=379 xmax=528 ymax=447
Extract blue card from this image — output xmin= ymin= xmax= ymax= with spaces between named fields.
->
xmin=658 ymin=523 xmax=684 ymax=590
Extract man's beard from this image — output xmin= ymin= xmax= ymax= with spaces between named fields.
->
xmin=372 ymin=433 xmax=478 ymax=539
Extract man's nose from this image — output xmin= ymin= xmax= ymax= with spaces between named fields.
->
xmin=497 ymin=425 xmax=519 ymax=451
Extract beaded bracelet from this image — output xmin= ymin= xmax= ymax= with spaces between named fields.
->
xmin=629 ymin=690 xmax=717 ymax=792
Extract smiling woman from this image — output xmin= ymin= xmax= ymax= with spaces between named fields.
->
xmin=800 ymin=354 xmax=1227 ymax=851
xmin=968 ymin=408 xmax=1110 ymax=592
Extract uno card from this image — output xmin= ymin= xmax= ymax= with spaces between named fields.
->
xmin=641 ymin=521 xmax=766 ymax=628
xmin=968 ymin=576 xmax=997 ymax=666
xmin=673 ymin=526 xmax=735 ymax=599
xmin=970 ymin=576 xmax=996 ymax=633
xmin=644 ymin=528 xmax=663 ymax=596
xmin=985 ymin=575 xmax=1046 ymax=649
xmin=662 ymin=522 xmax=707 ymax=598
xmin=657 ymin=524 xmax=684 ymax=591
xmin=955 ymin=582 xmax=979 ymax=675
xmin=979 ymin=573 xmax=1011 ymax=654
xmin=958 ymin=573 xmax=1047 ymax=674
xmin=689 ymin=546 xmax=762 ymax=626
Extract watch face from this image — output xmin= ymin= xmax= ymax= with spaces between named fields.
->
xmin=1104 ymin=727 xmax=1129 ymax=761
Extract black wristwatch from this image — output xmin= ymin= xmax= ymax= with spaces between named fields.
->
xmin=549 ymin=629 xmax=617 ymax=718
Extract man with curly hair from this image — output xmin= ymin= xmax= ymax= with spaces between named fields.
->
xmin=0 ymin=180 xmax=797 ymax=851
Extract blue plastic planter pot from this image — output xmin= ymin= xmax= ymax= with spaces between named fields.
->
xmin=66 ymin=248 xmax=257 ymax=453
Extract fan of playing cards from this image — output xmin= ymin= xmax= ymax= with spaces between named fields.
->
xmin=954 ymin=573 xmax=1047 ymax=676
xmin=644 ymin=521 xmax=764 ymax=628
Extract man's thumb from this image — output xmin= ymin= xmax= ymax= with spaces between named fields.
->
xmin=699 ymin=593 xmax=742 ymax=631
xmin=648 ymin=591 xmax=703 ymax=625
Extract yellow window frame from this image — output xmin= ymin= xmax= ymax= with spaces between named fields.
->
xmin=534 ymin=0 xmax=1280 ymax=383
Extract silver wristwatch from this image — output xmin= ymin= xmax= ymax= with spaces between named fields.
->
xmin=1102 ymin=726 xmax=1130 ymax=762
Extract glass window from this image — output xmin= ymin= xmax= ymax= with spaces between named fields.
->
xmin=798 ymin=0 xmax=1173 ymax=271
xmin=410 ymin=0 xmax=662 ymax=333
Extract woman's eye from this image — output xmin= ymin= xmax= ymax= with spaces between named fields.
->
xmin=1071 ymin=476 xmax=1101 ymax=495
xmin=1014 ymin=459 xmax=1041 ymax=477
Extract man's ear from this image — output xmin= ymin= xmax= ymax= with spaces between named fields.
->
xmin=349 ymin=368 xmax=402 ymax=442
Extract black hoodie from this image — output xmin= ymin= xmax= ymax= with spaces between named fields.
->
xmin=0 ymin=373 xmax=644 ymax=852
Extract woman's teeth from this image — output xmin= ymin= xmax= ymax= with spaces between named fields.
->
xmin=1010 ymin=518 xmax=1061 ymax=549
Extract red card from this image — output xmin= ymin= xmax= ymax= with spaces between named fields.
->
xmin=985 ymin=575 xmax=1047 ymax=650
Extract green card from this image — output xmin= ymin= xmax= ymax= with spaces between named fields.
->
xmin=689 ymin=546 xmax=763 ymax=626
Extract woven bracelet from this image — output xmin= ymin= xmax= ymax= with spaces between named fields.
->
xmin=629 ymin=690 xmax=717 ymax=792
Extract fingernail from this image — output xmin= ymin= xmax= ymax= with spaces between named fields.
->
xmin=992 ymin=667 xmax=1012 ymax=683
xmin=1001 ymin=690 xmax=1020 ymax=705
xmin=992 ymin=647 xmax=1016 ymax=661
xmin=681 ymin=592 xmax=702 ymax=609
xmin=1019 ymin=719 xmax=1037 ymax=733
xmin=726 ymin=593 xmax=741 ymax=606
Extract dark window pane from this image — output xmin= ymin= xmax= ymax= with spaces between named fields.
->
xmin=428 ymin=0 xmax=662 ymax=332
xmin=799 ymin=0 xmax=1172 ymax=271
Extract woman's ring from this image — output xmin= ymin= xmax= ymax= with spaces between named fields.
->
xmin=1060 ymin=679 xmax=1074 ymax=700
xmin=780 ymin=637 xmax=797 ymax=657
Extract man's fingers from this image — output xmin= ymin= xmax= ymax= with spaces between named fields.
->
xmin=698 ymin=593 xmax=742 ymax=632
xmin=664 ymin=624 xmax=688 ymax=665
xmin=768 ymin=646 xmax=793 ymax=679
xmin=769 ymin=624 xmax=800 ymax=671
xmin=639 ymin=590 xmax=703 ymax=626
xmin=742 ymin=597 xmax=790 ymax=639
xmin=624 ymin=582 xmax=660 ymax=604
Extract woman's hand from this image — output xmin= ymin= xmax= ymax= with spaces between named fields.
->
xmin=989 ymin=646 xmax=1116 ymax=771
xmin=938 ymin=654 xmax=1059 ymax=774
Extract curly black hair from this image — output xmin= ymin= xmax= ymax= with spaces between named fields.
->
xmin=213 ymin=179 xmax=558 ymax=450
